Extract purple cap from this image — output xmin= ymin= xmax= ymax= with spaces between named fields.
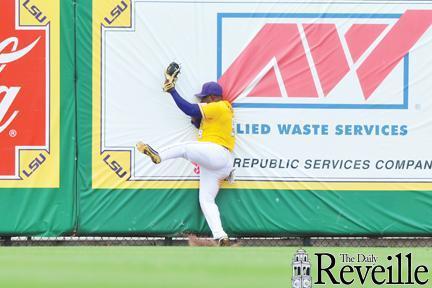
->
xmin=194 ymin=81 xmax=223 ymax=98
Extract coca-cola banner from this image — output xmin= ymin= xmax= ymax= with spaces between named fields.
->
xmin=0 ymin=0 xmax=75 ymax=236
xmin=76 ymin=0 xmax=432 ymax=236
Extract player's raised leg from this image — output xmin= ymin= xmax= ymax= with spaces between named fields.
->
xmin=137 ymin=141 xmax=230 ymax=170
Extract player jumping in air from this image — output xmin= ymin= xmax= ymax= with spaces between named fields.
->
xmin=136 ymin=63 xmax=235 ymax=246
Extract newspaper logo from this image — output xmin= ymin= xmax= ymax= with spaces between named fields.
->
xmin=0 ymin=0 xmax=47 ymax=178
xmin=218 ymin=10 xmax=432 ymax=108
xmin=292 ymin=249 xmax=312 ymax=288
xmin=315 ymin=252 xmax=429 ymax=285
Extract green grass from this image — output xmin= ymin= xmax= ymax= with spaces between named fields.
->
xmin=1 ymin=247 xmax=431 ymax=288
xmin=0 ymin=247 xmax=291 ymax=288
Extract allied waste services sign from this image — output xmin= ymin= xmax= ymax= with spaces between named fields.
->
xmin=90 ymin=0 xmax=432 ymax=191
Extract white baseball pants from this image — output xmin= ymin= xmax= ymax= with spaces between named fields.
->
xmin=159 ymin=141 xmax=233 ymax=239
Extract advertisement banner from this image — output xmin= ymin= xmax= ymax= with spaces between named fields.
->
xmin=92 ymin=0 xmax=432 ymax=191
xmin=0 ymin=0 xmax=59 ymax=187
xmin=0 ymin=0 xmax=76 ymax=236
xmin=77 ymin=0 xmax=432 ymax=236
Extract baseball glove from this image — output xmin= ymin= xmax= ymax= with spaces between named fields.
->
xmin=163 ymin=62 xmax=180 ymax=92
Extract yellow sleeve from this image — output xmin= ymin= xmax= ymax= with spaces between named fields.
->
xmin=199 ymin=101 xmax=225 ymax=120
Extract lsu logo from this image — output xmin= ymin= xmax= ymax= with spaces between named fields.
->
xmin=0 ymin=0 xmax=47 ymax=178
xmin=218 ymin=10 xmax=432 ymax=108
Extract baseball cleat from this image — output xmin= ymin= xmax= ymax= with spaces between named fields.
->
xmin=217 ymin=237 xmax=230 ymax=247
xmin=136 ymin=142 xmax=161 ymax=164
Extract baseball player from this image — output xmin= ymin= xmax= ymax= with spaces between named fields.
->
xmin=136 ymin=63 xmax=235 ymax=246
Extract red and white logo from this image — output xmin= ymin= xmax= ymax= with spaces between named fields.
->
xmin=0 ymin=0 xmax=48 ymax=178
xmin=218 ymin=10 xmax=432 ymax=107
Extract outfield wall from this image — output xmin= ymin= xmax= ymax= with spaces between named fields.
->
xmin=2 ymin=0 xmax=432 ymax=236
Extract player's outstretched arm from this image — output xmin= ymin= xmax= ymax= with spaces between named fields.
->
xmin=168 ymin=89 xmax=202 ymax=118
